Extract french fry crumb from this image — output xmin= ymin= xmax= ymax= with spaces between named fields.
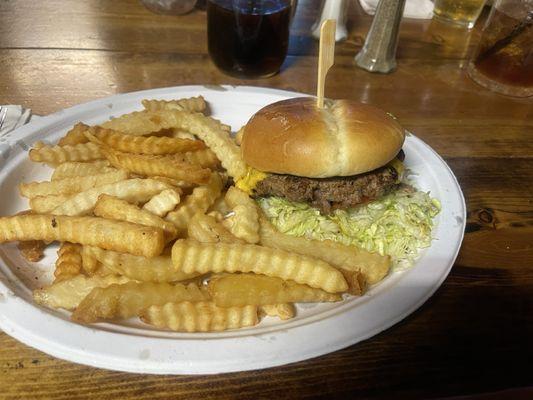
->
xmin=17 ymin=240 xmax=46 ymax=262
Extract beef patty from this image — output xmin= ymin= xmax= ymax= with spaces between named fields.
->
xmin=253 ymin=164 xmax=400 ymax=215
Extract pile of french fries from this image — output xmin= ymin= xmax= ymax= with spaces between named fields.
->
xmin=0 ymin=96 xmax=392 ymax=332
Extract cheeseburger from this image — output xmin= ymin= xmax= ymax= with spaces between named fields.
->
xmin=236 ymin=97 xmax=406 ymax=214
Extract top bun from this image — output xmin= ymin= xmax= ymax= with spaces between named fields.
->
xmin=241 ymin=97 xmax=405 ymax=178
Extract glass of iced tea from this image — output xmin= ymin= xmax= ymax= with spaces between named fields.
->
xmin=207 ymin=0 xmax=295 ymax=78
xmin=467 ymin=0 xmax=533 ymax=97
xmin=433 ymin=0 xmax=487 ymax=28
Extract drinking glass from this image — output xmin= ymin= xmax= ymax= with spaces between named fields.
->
xmin=433 ymin=0 xmax=488 ymax=28
xmin=467 ymin=0 xmax=533 ymax=97
xmin=207 ymin=0 xmax=295 ymax=78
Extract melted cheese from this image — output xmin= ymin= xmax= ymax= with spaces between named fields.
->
xmin=235 ymin=167 xmax=269 ymax=194
xmin=387 ymin=158 xmax=405 ymax=183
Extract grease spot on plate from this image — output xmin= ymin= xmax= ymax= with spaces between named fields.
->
xmin=455 ymin=216 xmax=464 ymax=226
xmin=298 ymin=303 xmax=319 ymax=310
xmin=139 ymin=349 xmax=150 ymax=360
xmin=255 ymin=335 xmax=273 ymax=343
xmin=203 ymin=85 xmax=228 ymax=92
xmin=0 ymin=289 xmax=15 ymax=301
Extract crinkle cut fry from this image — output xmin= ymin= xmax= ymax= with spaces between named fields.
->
xmin=208 ymin=273 xmax=341 ymax=307
xmin=50 ymin=178 xmax=171 ymax=216
xmin=71 ymin=281 xmax=208 ymax=323
xmin=187 ymin=212 xmax=244 ymax=244
xmin=19 ymin=170 xmax=128 ymax=198
xmin=258 ymin=216 xmax=390 ymax=285
xmin=86 ymin=125 xmax=205 ymax=154
xmin=149 ymin=176 xmax=194 ymax=190
xmin=0 ymin=215 xmax=165 ymax=257
xmin=30 ymin=194 xmax=71 ymax=214
xmin=141 ymin=97 xmax=232 ymax=131
xmin=29 ymin=142 xmax=103 ymax=165
xmin=222 ymin=186 xmax=260 ymax=244
xmin=51 ymin=160 xmax=113 ymax=180
xmin=171 ymin=239 xmax=348 ymax=293
xmin=85 ymin=246 xmax=201 ymax=283
xmin=54 ymin=242 xmax=83 ymax=281
xmin=58 ymin=122 xmax=90 ymax=146
xmin=260 ymin=304 xmax=296 ymax=320
xmin=100 ymin=146 xmax=211 ymax=185
xmin=171 ymin=111 xmax=246 ymax=179
xmin=180 ymin=149 xmax=221 ymax=169
xmin=33 ymin=274 xmax=132 ymax=310
xmin=141 ymin=96 xmax=207 ymax=113
xmin=81 ymin=245 xmax=100 ymax=274
xmin=165 ymin=173 xmax=223 ymax=235
xmin=142 ymin=189 xmax=181 ymax=217
xmin=140 ymin=301 xmax=258 ymax=332
xmin=93 ymin=194 xmax=177 ymax=242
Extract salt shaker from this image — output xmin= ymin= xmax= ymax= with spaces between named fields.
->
xmin=354 ymin=0 xmax=406 ymax=73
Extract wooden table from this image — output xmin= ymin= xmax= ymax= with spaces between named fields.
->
xmin=1 ymin=1 xmax=531 ymax=398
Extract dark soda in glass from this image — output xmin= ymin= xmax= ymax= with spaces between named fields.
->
xmin=207 ymin=0 xmax=292 ymax=78
xmin=473 ymin=10 xmax=533 ymax=87
xmin=468 ymin=1 xmax=533 ymax=97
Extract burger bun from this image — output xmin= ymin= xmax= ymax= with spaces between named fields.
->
xmin=241 ymin=97 xmax=405 ymax=178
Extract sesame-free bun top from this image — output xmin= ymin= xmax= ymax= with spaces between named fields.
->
xmin=241 ymin=97 xmax=405 ymax=178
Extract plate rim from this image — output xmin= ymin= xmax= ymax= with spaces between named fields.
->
xmin=0 ymin=85 xmax=466 ymax=374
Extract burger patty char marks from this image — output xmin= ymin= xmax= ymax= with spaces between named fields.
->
xmin=253 ymin=165 xmax=399 ymax=215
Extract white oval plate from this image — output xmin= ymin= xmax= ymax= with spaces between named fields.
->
xmin=0 ymin=85 xmax=466 ymax=374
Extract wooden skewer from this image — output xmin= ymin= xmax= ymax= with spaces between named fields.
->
xmin=316 ymin=19 xmax=336 ymax=108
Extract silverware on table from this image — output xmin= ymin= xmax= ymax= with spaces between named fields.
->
xmin=0 ymin=106 xmax=7 ymax=132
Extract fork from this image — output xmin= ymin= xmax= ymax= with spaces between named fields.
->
xmin=0 ymin=106 xmax=7 ymax=133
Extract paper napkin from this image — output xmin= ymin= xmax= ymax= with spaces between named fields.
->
xmin=0 ymin=105 xmax=32 ymax=137
xmin=359 ymin=0 xmax=434 ymax=19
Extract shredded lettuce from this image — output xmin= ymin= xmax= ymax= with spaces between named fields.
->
xmin=258 ymin=185 xmax=441 ymax=270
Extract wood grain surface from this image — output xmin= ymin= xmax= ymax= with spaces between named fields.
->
xmin=0 ymin=0 xmax=532 ymax=399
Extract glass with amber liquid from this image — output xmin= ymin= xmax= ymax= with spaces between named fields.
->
xmin=207 ymin=0 xmax=294 ymax=78
xmin=433 ymin=0 xmax=487 ymax=28
xmin=468 ymin=0 xmax=533 ymax=97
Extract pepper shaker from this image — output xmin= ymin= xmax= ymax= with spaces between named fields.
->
xmin=354 ymin=0 xmax=406 ymax=73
